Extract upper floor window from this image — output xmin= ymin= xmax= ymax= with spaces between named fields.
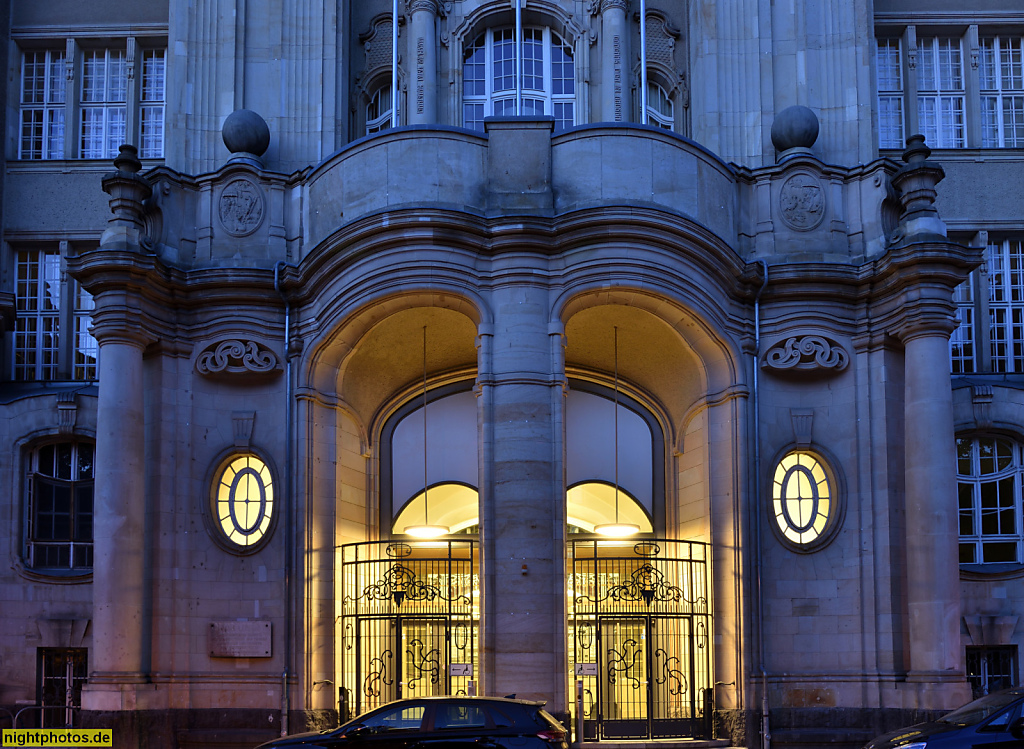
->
xmin=876 ymin=39 xmax=905 ymax=149
xmin=18 ymin=41 xmax=165 ymax=160
xmin=918 ymin=37 xmax=965 ymax=148
xmin=25 ymin=441 xmax=94 ymax=572
xmin=366 ymin=86 xmax=395 ymax=135
xmin=951 ymin=238 xmax=1024 ymax=374
xmin=20 ymin=50 xmax=66 ymax=159
xmin=646 ymin=80 xmax=674 ymax=130
xmin=957 ymin=436 xmax=1024 ymax=565
xmin=875 ymin=30 xmax=1024 ymax=150
xmin=13 ymin=245 xmax=97 ymax=381
xmin=980 ymin=36 xmax=1024 ymax=148
xmin=462 ymin=26 xmax=575 ymax=132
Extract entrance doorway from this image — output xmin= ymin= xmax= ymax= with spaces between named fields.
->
xmin=341 ymin=541 xmax=478 ymax=719
xmin=569 ymin=540 xmax=712 ymax=740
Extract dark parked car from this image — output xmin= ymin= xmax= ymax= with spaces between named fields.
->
xmin=256 ymin=697 xmax=569 ymax=749
xmin=864 ymin=687 xmax=1024 ymax=749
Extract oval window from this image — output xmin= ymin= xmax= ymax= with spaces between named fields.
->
xmin=213 ymin=454 xmax=274 ymax=550
xmin=772 ymin=452 xmax=835 ymax=548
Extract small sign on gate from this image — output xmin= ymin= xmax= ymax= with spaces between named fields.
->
xmin=573 ymin=663 xmax=597 ymax=676
xmin=450 ymin=663 xmax=473 ymax=676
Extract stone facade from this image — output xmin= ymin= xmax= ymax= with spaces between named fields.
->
xmin=2 ymin=1 xmax=1023 ymax=748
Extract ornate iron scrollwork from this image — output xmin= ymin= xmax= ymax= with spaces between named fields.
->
xmin=582 ymin=562 xmax=684 ymax=607
xmin=654 ymin=648 xmax=687 ymax=696
xmin=607 ymin=638 xmax=644 ymax=690
xmin=405 ymin=638 xmax=441 ymax=692
xmin=356 ymin=562 xmax=470 ymax=608
xmin=363 ymin=650 xmax=393 ymax=698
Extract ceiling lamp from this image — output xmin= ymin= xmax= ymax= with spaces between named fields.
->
xmin=403 ymin=325 xmax=450 ymax=539
xmin=595 ymin=326 xmax=640 ymax=538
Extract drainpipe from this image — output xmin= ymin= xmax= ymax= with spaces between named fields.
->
xmin=752 ymin=259 xmax=769 ymax=749
xmin=275 ymin=261 xmax=295 ymax=737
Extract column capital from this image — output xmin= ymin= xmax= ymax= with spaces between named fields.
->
xmin=600 ymin=0 xmax=630 ymax=12
xmin=407 ymin=0 xmax=439 ymax=13
xmin=893 ymin=306 xmax=958 ymax=345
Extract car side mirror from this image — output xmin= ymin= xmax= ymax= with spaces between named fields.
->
xmin=1011 ymin=716 xmax=1024 ymax=740
xmin=343 ymin=724 xmax=370 ymax=738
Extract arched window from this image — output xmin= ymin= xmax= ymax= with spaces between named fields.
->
xmin=210 ymin=452 xmax=276 ymax=552
xmin=462 ymin=26 xmax=575 ymax=131
xmin=25 ymin=441 xmax=94 ymax=571
xmin=957 ymin=436 xmax=1024 ymax=564
xmin=366 ymin=86 xmax=394 ymax=135
xmin=771 ymin=451 xmax=838 ymax=549
xmin=646 ymin=80 xmax=674 ymax=130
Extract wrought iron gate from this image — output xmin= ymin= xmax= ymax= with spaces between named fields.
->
xmin=341 ymin=540 xmax=478 ymax=717
xmin=569 ymin=540 xmax=712 ymax=740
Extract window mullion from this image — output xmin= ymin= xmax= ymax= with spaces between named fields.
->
xmin=904 ymin=26 xmax=920 ymax=140
xmin=965 ymin=25 xmax=982 ymax=148
xmin=63 ymin=38 xmax=76 ymax=159
xmin=125 ymin=38 xmax=139 ymax=157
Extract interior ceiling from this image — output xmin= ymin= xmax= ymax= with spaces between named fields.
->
xmin=339 ymin=303 xmax=705 ymax=437
xmin=341 ymin=307 xmax=478 ymax=426
xmin=564 ymin=305 xmax=704 ymax=429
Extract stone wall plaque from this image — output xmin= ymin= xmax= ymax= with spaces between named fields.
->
xmin=208 ymin=620 xmax=272 ymax=657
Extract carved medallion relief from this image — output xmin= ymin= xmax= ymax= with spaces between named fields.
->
xmin=779 ymin=173 xmax=825 ymax=231
xmin=218 ymin=179 xmax=265 ymax=237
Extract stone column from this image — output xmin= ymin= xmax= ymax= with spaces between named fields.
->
xmin=82 ymin=335 xmax=148 ymax=708
xmin=600 ymin=0 xmax=631 ymax=122
xmin=408 ymin=0 xmax=439 ymax=124
xmin=478 ymin=283 xmax=567 ymax=709
xmin=901 ymin=328 xmax=963 ymax=686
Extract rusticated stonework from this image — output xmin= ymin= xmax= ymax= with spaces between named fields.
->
xmin=196 ymin=340 xmax=280 ymax=380
xmin=762 ymin=335 xmax=849 ymax=374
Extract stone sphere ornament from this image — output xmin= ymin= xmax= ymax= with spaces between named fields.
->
xmin=222 ymin=109 xmax=271 ymax=156
xmin=771 ymin=105 xmax=820 ymax=153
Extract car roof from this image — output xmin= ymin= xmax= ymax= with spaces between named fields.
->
xmin=372 ymin=696 xmax=548 ymax=709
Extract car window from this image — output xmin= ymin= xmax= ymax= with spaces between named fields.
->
xmin=981 ymin=704 xmax=1019 ymax=731
xmin=939 ymin=692 xmax=1022 ymax=727
xmin=486 ymin=706 xmax=515 ymax=728
xmin=362 ymin=705 xmax=426 ymax=732
xmin=434 ymin=704 xmax=489 ymax=730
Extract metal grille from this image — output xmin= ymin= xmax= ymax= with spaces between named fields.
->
xmin=38 ymin=648 xmax=87 ymax=727
xmin=967 ymin=646 xmax=1018 ymax=698
xmin=341 ymin=540 xmax=478 ymax=718
xmin=569 ymin=539 xmax=712 ymax=740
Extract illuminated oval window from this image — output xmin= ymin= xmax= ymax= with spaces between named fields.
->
xmin=213 ymin=454 xmax=275 ymax=550
xmin=772 ymin=452 xmax=836 ymax=548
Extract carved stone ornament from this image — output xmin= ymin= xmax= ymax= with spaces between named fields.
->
xmin=196 ymin=340 xmax=281 ymax=381
xmin=218 ymin=178 xmax=265 ymax=237
xmin=762 ymin=335 xmax=850 ymax=374
xmin=778 ymin=172 xmax=826 ymax=231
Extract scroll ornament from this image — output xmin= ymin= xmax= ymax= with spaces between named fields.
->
xmin=196 ymin=340 xmax=280 ymax=380
xmin=762 ymin=335 xmax=849 ymax=374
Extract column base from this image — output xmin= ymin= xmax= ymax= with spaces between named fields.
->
xmin=896 ymin=673 xmax=971 ymax=710
xmin=81 ymin=675 xmax=156 ymax=711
